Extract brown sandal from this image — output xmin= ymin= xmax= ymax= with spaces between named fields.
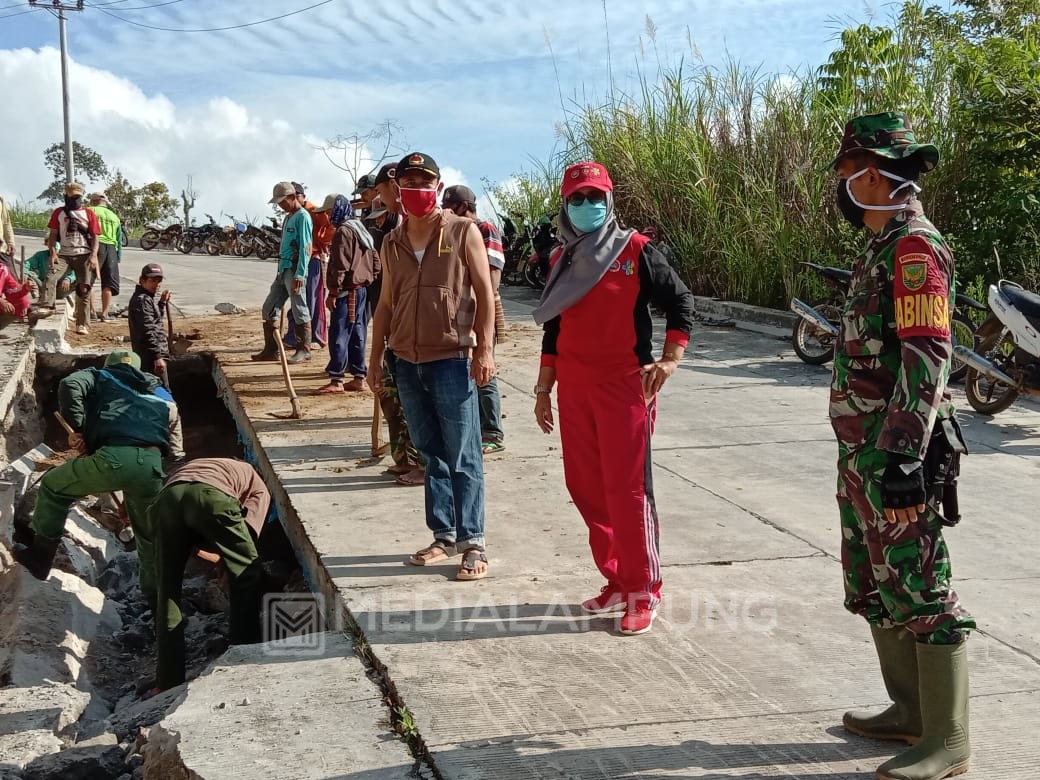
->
xmin=456 ymin=547 xmax=489 ymax=581
xmin=408 ymin=541 xmax=458 ymax=566
xmin=395 ymin=469 xmax=425 ymax=487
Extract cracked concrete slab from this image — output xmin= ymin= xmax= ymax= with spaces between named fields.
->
xmin=148 ymin=634 xmax=415 ymax=779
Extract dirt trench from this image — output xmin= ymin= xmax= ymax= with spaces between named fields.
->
xmin=1 ymin=355 xmax=306 ymax=780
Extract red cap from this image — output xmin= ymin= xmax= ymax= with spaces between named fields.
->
xmin=560 ymin=161 xmax=613 ymax=199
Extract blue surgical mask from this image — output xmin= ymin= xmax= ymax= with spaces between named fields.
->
xmin=567 ymin=200 xmax=608 ymax=233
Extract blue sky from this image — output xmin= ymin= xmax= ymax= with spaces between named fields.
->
xmin=0 ymin=0 xmax=892 ymax=219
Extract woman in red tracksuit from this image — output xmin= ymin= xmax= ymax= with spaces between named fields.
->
xmin=533 ymin=161 xmax=695 ymax=636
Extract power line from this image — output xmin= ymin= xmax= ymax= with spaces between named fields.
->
xmin=88 ymin=0 xmax=335 ymax=32
xmin=0 ymin=6 xmax=44 ymax=18
xmin=84 ymin=0 xmax=183 ymax=10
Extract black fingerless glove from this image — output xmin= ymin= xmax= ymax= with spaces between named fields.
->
xmin=881 ymin=453 xmax=927 ymax=509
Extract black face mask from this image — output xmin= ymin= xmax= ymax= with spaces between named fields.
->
xmin=64 ymin=195 xmax=82 ymax=210
xmin=835 ymin=180 xmax=864 ymax=229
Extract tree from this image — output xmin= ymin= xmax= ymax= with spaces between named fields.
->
xmin=181 ymin=175 xmax=198 ymax=227
xmin=38 ymin=141 xmax=110 ymax=202
xmin=102 ymin=170 xmax=178 ymax=231
xmin=318 ymin=121 xmax=406 ymax=192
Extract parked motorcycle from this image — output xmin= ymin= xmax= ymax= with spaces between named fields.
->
xmin=254 ymin=216 xmax=282 ymax=260
xmin=523 ymin=214 xmax=557 ymax=290
xmin=139 ymin=222 xmax=183 ymax=251
xmin=176 ymin=214 xmax=223 ymax=254
xmin=500 ymin=214 xmax=532 ymax=286
xmin=954 ymin=280 xmax=1040 ymax=415
xmin=790 ymin=261 xmax=984 ymax=382
xmin=239 ymin=223 xmax=273 ymax=260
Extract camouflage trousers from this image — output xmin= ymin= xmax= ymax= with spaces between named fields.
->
xmin=382 ymin=350 xmax=421 ymax=469
xmin=837 ymin=415 xmax=975 ymax=644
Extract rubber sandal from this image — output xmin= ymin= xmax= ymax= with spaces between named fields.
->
xmin=395 ymin=469 xmax=425 ymax=486
xmin=314 ymin=383 xmax=345 ymax=395
xmin=383 ymin=464 xmax=413 ymax=476
xmin=456 ymin=547 xmax=489 ymax=581
xmin=408 ymin=541 xmax=458 ymax=566
xmin=481 ymin=441 xmax=505 ymax=455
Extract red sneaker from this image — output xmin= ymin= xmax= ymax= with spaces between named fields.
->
xmin=620 ymin=603 xmax=658 ymax=635
xmin=581 ymin=586 xmax=626 ymax=615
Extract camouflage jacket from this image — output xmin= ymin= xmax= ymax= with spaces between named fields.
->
xmin=829 ymin=200 xmax=956 ymax=459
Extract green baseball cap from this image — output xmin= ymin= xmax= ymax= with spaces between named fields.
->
xmin=104 ymin=349 xmax=142 ymax=370
xmin=828 ymin=111 xmax=939 ymax=172
xmin=352 ymin=174 xmax=378 ymax=195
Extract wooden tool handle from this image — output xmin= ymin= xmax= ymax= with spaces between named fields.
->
xmin=53 ymin=411 xmax=75 ymax=436
xmin=275 ymin=309 xmax=302 ymax=419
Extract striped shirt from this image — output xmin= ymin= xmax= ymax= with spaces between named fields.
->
xmin=477 ymin=220 xmax=505 ymax=271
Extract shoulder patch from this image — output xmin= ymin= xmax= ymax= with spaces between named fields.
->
xmin=893 ymin=237 xmax=950 ymax=339
xmin=899 ymin=253 xmax=930 ymax=291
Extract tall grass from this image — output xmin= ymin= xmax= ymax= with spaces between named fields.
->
xmin=8 ymin=200 xmax=51 ymax=231
xmin=565 ymin=63 xmax=848 ymax=307
xmin=492 ymin=2 xmax=1033 ymax=307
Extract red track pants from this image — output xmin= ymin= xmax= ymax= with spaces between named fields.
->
xmin=558 ymin=372 xmax=662 ymax=608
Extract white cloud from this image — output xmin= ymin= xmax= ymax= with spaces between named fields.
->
xmin=0 ymin=48 xmax=481 ymax=226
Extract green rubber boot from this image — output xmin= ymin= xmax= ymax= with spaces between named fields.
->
xmin=287 ymin=324 xmax=312 ymax=364
xmin=844 ymin=625 xmax=922 ymax=744
xmin=876 ymin=641 xmax=971 ymax=780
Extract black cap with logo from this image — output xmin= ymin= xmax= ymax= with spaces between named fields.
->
xmin=395 ymin=152 xmax=439 ymax=179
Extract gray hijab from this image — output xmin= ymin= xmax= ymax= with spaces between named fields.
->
xmin=531 ymin=192 xmax=634 ymax=324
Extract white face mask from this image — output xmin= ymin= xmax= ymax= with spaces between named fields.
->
xmin=845 ymin=167 xmax=921 ymax=211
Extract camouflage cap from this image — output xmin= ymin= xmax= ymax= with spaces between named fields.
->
xmin=828 ymin=111 xmax=939 ymax=172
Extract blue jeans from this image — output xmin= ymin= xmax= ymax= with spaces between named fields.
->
xmin=262 ymin=267 xmax=310 ymax=325
xmin=325 ymin=287 xmax=368 ymax=379
xmin=394 ymin=357 xmax=485 ymax=549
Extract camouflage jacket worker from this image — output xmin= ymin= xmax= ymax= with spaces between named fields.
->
xmin=829 ymin=199 xmax=956 ymax=460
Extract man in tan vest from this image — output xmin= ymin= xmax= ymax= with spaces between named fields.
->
xmin=368 ymin=152 xmax=496 ymax=581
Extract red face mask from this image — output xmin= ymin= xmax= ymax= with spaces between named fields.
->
xmin=398 ymin=187 xmax=438 ymax=218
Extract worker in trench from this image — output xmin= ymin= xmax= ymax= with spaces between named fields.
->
xmin=13 ymin=349 xmax=173 ymax=608
xmin=148 ymin=457 xmax=271 ymax=692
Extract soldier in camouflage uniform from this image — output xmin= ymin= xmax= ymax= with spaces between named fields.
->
xmin=381 ymin=350 xmax=423 ymax=481
xmin=828 ymin=112 xmax=974 ymax=780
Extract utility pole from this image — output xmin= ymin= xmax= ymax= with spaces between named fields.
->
xmin=29 ymin=1 xmax=84 ymax=184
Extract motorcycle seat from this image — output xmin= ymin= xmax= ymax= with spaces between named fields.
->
xmin=822 ymin=267 xmax=852 ymax=283
xmin=1000 ymin=281 xmax=1040 ymax=319
xmin=803 ymin=262 xmax=851 ymax=284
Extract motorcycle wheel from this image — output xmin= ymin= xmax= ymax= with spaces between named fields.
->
xmin=791 ymin=299 xmax=841 ymax=365
xmin=964 ymin=329 xmax=1018 ymax=415
xmin=523 ymin=260 xmax=545 ymax=290
xmin=177 ymin=237 xmax=195 ymax=254
xmin=255 ymin=241 xmax=273 ymax=261
xmin=949 ymin=312 xmax=977 ymax=384
xmin=203 ymin=236 xmax=222 ymax=256
xmin=233 ymin=238 xmax=252 ymax=258
xmin=140 ymin=230 xmax=160 ymax=251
